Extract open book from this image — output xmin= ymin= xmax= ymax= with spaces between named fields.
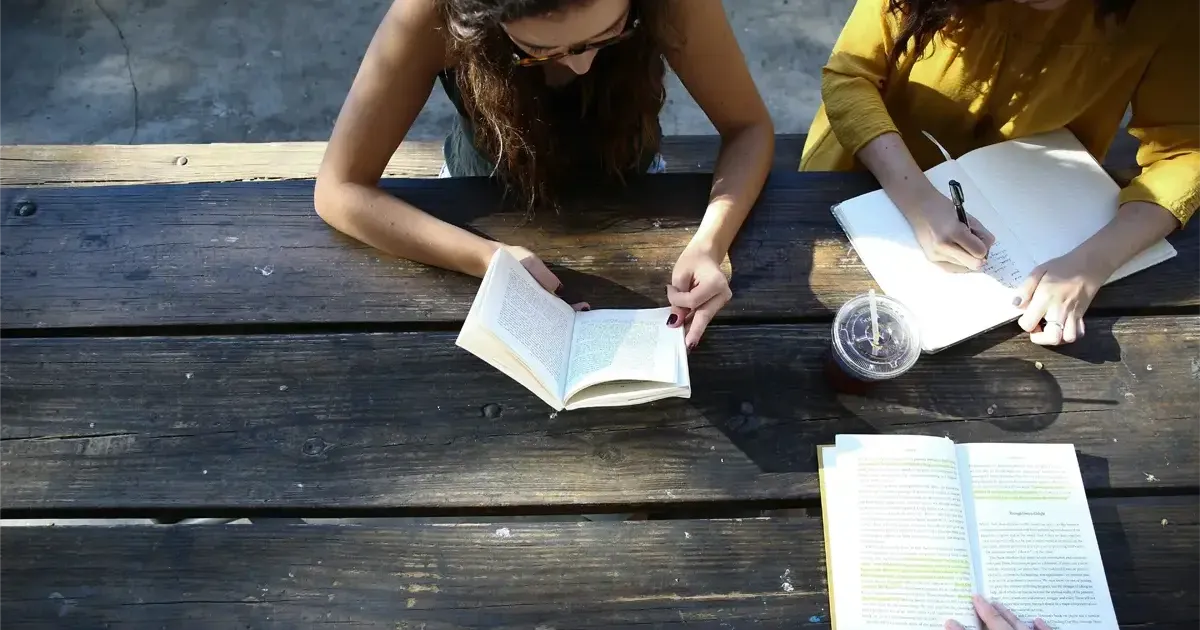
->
xmin=832 ymin=128 xmax=1177 ymax=352
xmin=455 ymin=248 xmax=690 ymax=411
xmin=819 ymin=434 xmax=1118 ymax=630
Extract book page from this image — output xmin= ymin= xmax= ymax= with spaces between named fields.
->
xmin=833 ymin=159 xmax=1033 ymax=352
xmin=476 ymin=248 xmax=577 ymax=400
xmin=957 ymin=443 xmax=1118 ymax=629
xmin=824 ymin=435 xmax=978 ymax=630
xmin=563 ymin=307 xmax=682 ymax=400
xmin=957 ymin=129 xmax=1176 ymax=282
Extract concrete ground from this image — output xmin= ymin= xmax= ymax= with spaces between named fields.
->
xmin=1 ymin=0 xmax=853 ymax=145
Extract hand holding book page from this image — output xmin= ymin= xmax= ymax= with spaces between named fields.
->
xmin=947 ymin=596 xmax=1052 ymax=630
xmin=958 ymin=444 xmax=1117 ymax=629
xmin=456 ymin=248 xmax=690 ymax=410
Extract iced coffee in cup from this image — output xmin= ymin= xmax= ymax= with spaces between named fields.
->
xmin=824 ymin=291 xmax=922 ymax=394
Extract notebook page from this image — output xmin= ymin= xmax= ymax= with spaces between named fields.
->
xmin=957 ymin=129 xmax=1176 ymax=283
xmin=957 ymin=443 xmax=1117 ymax=629
xmin=823 ymin=435 xmax=978 ymax=630
xmin=833 ymin=160 xmax=1033 ymax=352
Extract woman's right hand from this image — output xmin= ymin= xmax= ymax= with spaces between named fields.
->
xmin=501 ymin=245 xmax=590 ymax=311
xmin=946 ymin=595 xmax=1051 ymax=630
xmin=897 ymin=186 xmax=997 ymax=271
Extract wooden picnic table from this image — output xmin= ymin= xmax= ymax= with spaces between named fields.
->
xmin=2 ymin=135 xmax=1197 ymax=628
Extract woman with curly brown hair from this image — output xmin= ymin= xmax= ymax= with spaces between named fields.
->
xmin=802 ymin=0 xmax=1198 ymax=347
xmin=315 ymin=0 xmax=774 ymax=349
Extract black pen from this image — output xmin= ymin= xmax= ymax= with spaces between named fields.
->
xmin=948 ymin=180 xmax=969 ymax=227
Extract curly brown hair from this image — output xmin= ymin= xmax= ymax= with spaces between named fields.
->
xmin=436 ymin=0 xmax=680 ymax=210
xmin=885 ymin=0 xmax=1137 ymax=69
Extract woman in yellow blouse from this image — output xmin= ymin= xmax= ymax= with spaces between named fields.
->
xmin=802 ymin=0 xmax=1198 ymax=346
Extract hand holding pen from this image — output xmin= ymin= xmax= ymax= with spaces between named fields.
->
xmin=898 ymin=179 xmax=997 ymax=271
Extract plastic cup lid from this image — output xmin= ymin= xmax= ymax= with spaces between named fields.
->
xmin=831 ymin=293 xmax=922 ymax=380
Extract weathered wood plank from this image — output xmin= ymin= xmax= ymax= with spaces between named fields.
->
xmin=1 ymin=131 xmax=1143 ymax=188
xmin=3 ymin=316 xmax=1194 ymax=512
xmin=3 ymin=173 xmax=1195 ymax=329
xmin=2 ymin=499 xmax=1195 ymax=629
xmin=0 ymin=135 xmax=808 ymax=187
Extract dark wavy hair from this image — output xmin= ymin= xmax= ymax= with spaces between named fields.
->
xmin=886 ymin=0 xmax=1137 ymax=68
xmin=436 ymin=0 xmax=679 ymax=210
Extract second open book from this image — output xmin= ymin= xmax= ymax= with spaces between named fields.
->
xmin=456 ymin=247 xmax=690 ymax=411
xmin=820 ymin=435 xmax=1118 ymax=630
xmin=832 ymin=129 xmax=1177 ymax=353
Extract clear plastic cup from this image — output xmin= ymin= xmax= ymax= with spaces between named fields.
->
xmin=825 ymin=292 xmax=922 ymax=391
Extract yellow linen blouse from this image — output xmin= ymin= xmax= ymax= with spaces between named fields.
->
xmin=800 ymin=0 xmax=1199 ymax=225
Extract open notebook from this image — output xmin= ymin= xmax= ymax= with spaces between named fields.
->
xmin=832 ymin=129 xmax=1177 ymax=352
xmin=819 ymin=434 xmax=1118 ymax=630
xmin=455 ymin=248 xmax=690 ymax=411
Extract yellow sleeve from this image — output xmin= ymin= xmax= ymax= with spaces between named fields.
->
xmin=1118 ymin=9 xmax=1200 ymax=226
xmin=820 ymin=0 xmax=901 ymax=156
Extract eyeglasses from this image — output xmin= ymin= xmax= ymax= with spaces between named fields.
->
xmin=510 ymin=16 xmax=640 ymax=67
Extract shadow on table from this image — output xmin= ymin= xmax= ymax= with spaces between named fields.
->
xmin=393 ymin=171 xmax=1134 ymax=488
xmin=689 ymin=351 xmax=1071 ymax=475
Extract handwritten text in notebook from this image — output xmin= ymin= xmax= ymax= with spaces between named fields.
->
xmin=980 ymin=243 xmax=1031 ymax=290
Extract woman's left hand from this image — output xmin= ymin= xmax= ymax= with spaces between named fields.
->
xmin=667 ymin=242 xmax=732 ymax=350
xmin=1014 ymin=250 xmax=1108 ymax=346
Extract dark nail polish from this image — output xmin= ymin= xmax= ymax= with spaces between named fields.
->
xmin=555 ymin=284 xmax=563 ymax=294
xmin=687 ymin=342 xmax=697 ymax=352
xmin=581 ymin=306 xmax=590 ymax=312
xmin=667 ymin=314 xmax=678 ymax=326
xmin=1011 ymin=297 xmax=1022 ymax=306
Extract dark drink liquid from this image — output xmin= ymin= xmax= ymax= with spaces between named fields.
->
xmin=826 ymin=292 xmax=922 ymax=394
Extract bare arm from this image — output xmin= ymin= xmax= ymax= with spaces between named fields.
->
xmin=856 ymin=132 xmax=931 ymax=211
xmin=858 ymin=132 xmax=996 ymax=270
xmin=659 ymin=0 xmax=773 ymax=345
xmin=1063 ymin=201 xmax=1178 ymax=280
xmin=666 ymin=0 xmax=774 ymax=260
xmin=314 ymin=0 xmax=499 ymax=277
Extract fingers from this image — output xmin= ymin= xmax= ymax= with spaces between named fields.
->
xmin=1017 ymin=287 xmax=1051 ymax=333
xmin=1061 ymin=311 xmax=1080 ymax=344
xmin=953 ymin=222 xmax=990 ymax=260
xmin=934 ymin=239 xmax=985 ymax=270
xmin=571 ymin=302 xmax=591 ymax=312
xmin=664 ymin=285 xmax=691 ymax=329
xmin=994 ymin=601 xmax=1029 ymax=630
xmin=666 ymin=278 xmax=731 ymax=349
xmin=945 ymin=621 xmax=967 ymax=630
xmin=666 ymin=306 xmax=688 ymax=329
xmin=666 ymin=280 xmax=723 ymax=311
xmin=520 ymin=256 xmax=562 ymax=294
xmin=1015 ymin=265 xmax=1047 ymax=309
xmin=973 ymin=595 xmax=1013 ymax=630
xmin=1033 ymin=618 xmax=1052 ymax=630
xmin=1029 ymin=320 xmax=1063 ymax=345
xmin=685 ymin=301 xmax=721 ymax=350
xmin=968 ymin=215 xmax=997 ymax=251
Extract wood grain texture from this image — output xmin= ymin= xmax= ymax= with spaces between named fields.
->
xmin=4 ymin=316 xmax=1195 ymax=512
xmin=1 ymin=131 xmax=1143 ymax=188
xmin=3 ymin=172 xmax=1195 ymax=329
xmin=0 ymin=135 xmax=807 ymax=187
xmin=2 ymin=499 xmax=1195 ymax=629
